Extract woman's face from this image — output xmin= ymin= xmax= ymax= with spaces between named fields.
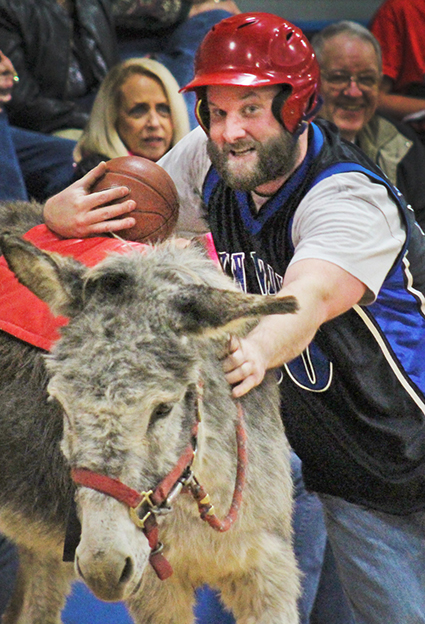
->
xmin=116 ymin=73 xmax=174 ymax=161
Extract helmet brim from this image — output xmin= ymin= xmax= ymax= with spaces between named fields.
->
xmin=180 ymin=72 xmax=286 ymax=93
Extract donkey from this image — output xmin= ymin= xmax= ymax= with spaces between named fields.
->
xmin=0 ymin=202 xmax=300 ymax=624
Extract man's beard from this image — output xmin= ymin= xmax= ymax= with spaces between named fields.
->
xmin=206 ymin=130 xmax=300 ymax=192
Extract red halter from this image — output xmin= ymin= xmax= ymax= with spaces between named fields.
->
xmin=71 ymin=401 xmax=247 ymax=581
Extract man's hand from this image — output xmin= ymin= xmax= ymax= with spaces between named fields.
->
xmin=44 ymin=162 xmax=137 ymax=239
xmin=223 ymin=334 xmax=268 ymax=398
xmin=222 ymin=258 xmax=367 ymax=398
xmin=0 ymin=50 xmax=17 ymax=110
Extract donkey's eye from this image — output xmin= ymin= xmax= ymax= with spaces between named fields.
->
xmin=150 ymin=403 xmax=173 ymax=425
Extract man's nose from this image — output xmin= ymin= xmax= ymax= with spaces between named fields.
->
xmin=222 ymin=114 xmax=247 ymax=143
xmin=343 ymin=78 xmax=363 ymax=97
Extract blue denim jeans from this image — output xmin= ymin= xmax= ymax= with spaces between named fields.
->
xmin=320 ymin=493 xmax=425 ymax=624
xmin=311 ymin=539 xmax=355 ymax=623
xmin=0 ymin=111 xmax=28 ymax=201
xmin=0 ymin=534 xmax=18 ymax=617
xmin=10 ymin=123 xmax=75 ymax=201
xmin=0 ymin=111 xmax=75 ymax=202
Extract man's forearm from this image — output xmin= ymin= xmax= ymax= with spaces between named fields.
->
xmin=223 ymin=258 xmax=367 ymax=397
xmin=377 ymin=92 xmax=425 ymax=121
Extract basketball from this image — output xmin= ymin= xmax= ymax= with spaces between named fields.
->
xmin=91 ymin=156 xmax=179 ymax=243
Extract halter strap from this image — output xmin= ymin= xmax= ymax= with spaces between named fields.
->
xmin=71 ymin=402 xmax=247 ymax=581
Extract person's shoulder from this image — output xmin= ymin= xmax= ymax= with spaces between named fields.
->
xmin=306 ymin=169 xmax=390 ymax=203
xmin=376 ymin=113 xmax=425 ymax=146
xmin=371 ymin=0 xmax=405 ymax=14
xmin=160 ymin=125 xmax=208 ymax=164
xmin=370 ymin=0 xmax=410 ymax=23
xmin=179 ymin=125 xmax=208 ymax=149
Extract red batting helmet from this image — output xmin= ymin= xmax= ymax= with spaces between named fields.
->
xmin=181 ymin=12 xmax=321 ymax=134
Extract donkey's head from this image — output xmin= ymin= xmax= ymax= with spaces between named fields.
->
xmin=0 ymin=233 xmax=297 ymax=600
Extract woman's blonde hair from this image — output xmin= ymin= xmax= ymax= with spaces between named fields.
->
xmin=74 ymin=57 xmax=190 ymax=161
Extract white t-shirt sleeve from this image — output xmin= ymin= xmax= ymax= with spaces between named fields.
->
xmin=158 ymin=126 xmax=212 ymax=238
xmin=290 ymin=172 xmax=406 ymax=300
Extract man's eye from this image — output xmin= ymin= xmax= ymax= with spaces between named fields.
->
xmin=210 ymin=109 xmax=225 ymax=119
xmin=358 ymin=76 xmax=379 ymax=88
xmin=244 ymin=105 xmax=260 ymax=115
xmin=327 ymin=73 xmax=349 ymax=84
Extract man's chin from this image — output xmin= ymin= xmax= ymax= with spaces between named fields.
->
xmin=222 ymin=168 xmax=254 ymax=190
xmin=224 ymin=160 xmax=264 ymax=191
xmin=207 ymin=137 xmax=281 ymax=191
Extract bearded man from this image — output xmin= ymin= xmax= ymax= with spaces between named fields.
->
xmin=43 ymin=13 xmax=425 ymax=624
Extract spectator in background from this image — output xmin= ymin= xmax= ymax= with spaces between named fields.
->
xmin=369 ymin=0 xmax=425 ymax=141
xmin=0 ymin=49 xmax=75 ymax=201
xmin=0 ymin=45 xmax=72 ymax=622
xmin=73 ymin=57 xmax=190 ymax=179
xmin=111 ymin=0 xmax=240 ymax=128
xmin=311 ymin=20 xmax=425 ymax=229
xmin=0 ymin=0 xmax=119 ymax=139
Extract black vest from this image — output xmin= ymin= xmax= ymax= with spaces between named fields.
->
xmin=203 ymin=120 xmax=425 ymax=514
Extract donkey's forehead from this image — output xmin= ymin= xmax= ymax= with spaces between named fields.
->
xmin=48 ymin=325 xmax=197 ymax=397
xmin=47 ymin=359 xmax=196 ymax=422
xmin=85 ymin=247 xmax=211 ymax=291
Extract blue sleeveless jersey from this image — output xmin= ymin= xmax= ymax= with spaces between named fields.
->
xmin=203 ymin=120 xmax=425 ymax=514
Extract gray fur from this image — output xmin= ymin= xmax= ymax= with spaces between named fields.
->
xmin=0 ymin=203 xmax=300 ymax=624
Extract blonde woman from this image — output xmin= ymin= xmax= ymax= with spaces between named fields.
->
xmin=73 ymin=57 xmax=190 ymax=177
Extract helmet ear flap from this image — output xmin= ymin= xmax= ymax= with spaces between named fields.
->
xmin=195 ymin=95 xmax=210 ymax=133
xmin=271 ymin=86 xmax=292 ymax=130
xmin=272 ymin=87 xmax=322 ymax=134
xmin=282 ymin=96 xmax=305 ymax=134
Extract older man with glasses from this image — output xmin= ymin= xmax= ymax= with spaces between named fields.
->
xmin=312 ymin=20 xmax=425 ymax=229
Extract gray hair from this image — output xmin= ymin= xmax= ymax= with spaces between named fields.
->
xmin=311 ymin=21 xmax=382 ymax=73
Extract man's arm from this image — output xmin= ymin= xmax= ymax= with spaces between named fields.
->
xmin=44 ymin=127 xmax=208 ymax=239
xmin=377 ymin=76 xmax=425 ymax=123
xmin=223 ymin=258 xmax=367 ymax=397
xmin=43 ymin=162 xmax=137 ymax=239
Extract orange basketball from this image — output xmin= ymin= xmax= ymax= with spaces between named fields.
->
xmin=91 ymin=156 xmax=179 ymax=243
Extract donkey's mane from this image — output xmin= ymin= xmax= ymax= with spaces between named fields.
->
xmin=86 ymin=240 xmax=236 ymax=292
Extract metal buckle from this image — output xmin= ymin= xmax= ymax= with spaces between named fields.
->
xmin=163 ymin=480 xmax=183 ymax=508
xmin=129 ymin=490 xmax=155 ymax=529
xmin=150 ymin=541 xmax=164 ymax=556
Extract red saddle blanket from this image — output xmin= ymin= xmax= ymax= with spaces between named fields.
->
xmin=0 ymin=225 xmax=146 ymax=351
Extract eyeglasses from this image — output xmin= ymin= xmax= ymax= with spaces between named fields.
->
xmin=322 ymin=71 xmax=380 ymax=91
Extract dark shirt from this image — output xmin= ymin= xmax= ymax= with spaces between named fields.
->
xmin=0 ymin=0 xmax=119 ymax=132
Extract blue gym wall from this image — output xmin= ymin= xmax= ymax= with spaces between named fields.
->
xmin=236 ymin=0 xmax=383 ymax=33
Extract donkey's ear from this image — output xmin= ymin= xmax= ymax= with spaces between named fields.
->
xmin=0 ymin=233 xmax=87 ymax=317
xmin=171 ymin=283 xmax=298 ymax=336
